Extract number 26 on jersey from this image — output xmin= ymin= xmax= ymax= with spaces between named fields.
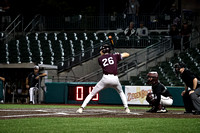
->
xmin=102 ymin=57 xmax=114 ymax=67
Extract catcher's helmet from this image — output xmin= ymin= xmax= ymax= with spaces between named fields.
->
xmin=100 ymin=44 xmax=111 ymax=53
xmin=147 ymin=71 xmax=159 ymax=85
xmin=173 ymin=62 xmax=185 ymax=76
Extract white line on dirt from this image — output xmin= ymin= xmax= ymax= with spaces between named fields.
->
xmin=0 ymin=110 xmax=48 ymax=112
xmin=0 ymin=108 xmax=144 ymax=118
xmin=0 ymin=112 xmax=74 ymax=118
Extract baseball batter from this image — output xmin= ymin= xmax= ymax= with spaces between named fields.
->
xmin=76 ymin=44 xmax=130 ymax=113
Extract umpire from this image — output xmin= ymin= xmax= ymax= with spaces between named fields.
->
xmin=174 ymin=62 xmax=200 ymax=115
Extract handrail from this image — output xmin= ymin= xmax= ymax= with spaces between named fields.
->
xmin=57 ymin=36 xmax=168 ymax=73
xmin=57 ymin=41 xmax=105 ymax=73
xmin=23 ymin=14 xmax=41 ymax=35
xmin=75 ymin=32 xmax=200 ymax=82
xmin=76 ymin=38 xmax=172 ymax=82
xmin=5 ymin=14 xmax=21 ymax=31
xmin=0 ymin=14 xmax=23 ymax=43
xmin=4 ymin=21 xmax=21 ymax=39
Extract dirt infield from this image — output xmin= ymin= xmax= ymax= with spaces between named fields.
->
xmin=1 ymin=108 xmax=200 ymax=119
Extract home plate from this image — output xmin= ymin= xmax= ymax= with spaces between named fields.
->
xmin=129 ymin=112 xmax=142 ymax=115
xmin=55 ymin=112 xmax=69 ymax=115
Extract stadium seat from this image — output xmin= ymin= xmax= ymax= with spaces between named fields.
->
xmin=67 ymin=32 xmax=77 ymax=40
xmin=96 ymin=32 xmax=107 ymax=41
xmin=76 ymin=32 xmax=87 ymax=41
xmin=47 ymin=32 xmax=57 ymax=41
xmin=138 ymin=36 xmax=151 ymax=48
xmin=0 ymin=43 xmax=8 ymax=63
xmin=57 ymin=32 xmax=66 ymax=41
xmin=38 ymin=32 xmax=48 ymax=41
xmin=160 ymin=31 xmax=169 ymax=36
xmin=117 ymin=32 xmax=126 ymax=38
xmin=149 ymin=31 xmax=160 ymax=36
xmin=8 ymin=40 xmax=19 ymax=63
xmin=86 ymin=32 xmax=96 ymax=41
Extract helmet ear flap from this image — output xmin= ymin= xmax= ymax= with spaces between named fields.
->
xmin=100 ymin=45 xmax=111 ymax=53
xmin=102 ymin=49 xmax=106 ymax=53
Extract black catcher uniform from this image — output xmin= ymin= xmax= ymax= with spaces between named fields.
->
xmin=146 ymin=72 xmax=173 ymax=113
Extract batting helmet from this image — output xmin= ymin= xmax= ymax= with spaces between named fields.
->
xmin=100 ymin=44 xmax=111 ymax=53
xmin=147 ymin=71 xmax=159 ymax=85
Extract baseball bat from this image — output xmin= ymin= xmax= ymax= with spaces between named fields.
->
xmin=108 ymin=35 xmax=115 ymax=52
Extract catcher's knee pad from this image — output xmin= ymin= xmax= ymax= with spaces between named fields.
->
xmin=146 ymin=93 xmax=156 ymax=105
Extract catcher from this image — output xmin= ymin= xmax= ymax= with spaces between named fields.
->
xmin=146 ymin=72 xmax=173 ymax=113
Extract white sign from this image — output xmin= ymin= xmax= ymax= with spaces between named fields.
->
xmin=125 ymin=86 xmax=152 ymax=105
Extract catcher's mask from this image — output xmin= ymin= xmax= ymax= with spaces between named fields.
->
xmin=147 ymin=71 xmax=158 ymax=85
xmin=100 ymin=44 xmax=111 ymax=54
xmin=173 ymin=62 xmax=185 ymax=76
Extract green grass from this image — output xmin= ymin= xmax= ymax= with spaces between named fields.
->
xmin=0 ymin=104 xmax=194 ymax=133
xmin=0 ymin=117 xmax=200 ymax=133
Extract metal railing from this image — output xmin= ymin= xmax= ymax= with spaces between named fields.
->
xmin=43 ymin=14 xmax=170 ymax=30
xmin=76 ymin=37 xmax=172 ymax=82
xmin=0 ymin=14 xmax=23 ymax=43
xmin=23 ymin=14 xmax=42 ymax=35
xmin=57 ymin=41 xmax=104 ymax=73
xmin=57 ymin=36 xmax=169 ymax=73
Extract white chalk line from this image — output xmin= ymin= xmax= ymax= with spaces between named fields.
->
xmin=0 ymin=109 xmax=48 ymax=112
xmin=86 ymin=109 xmax=142 ymax=115
xmin=1 ymin=113 xmax=73 ymax=118
xmin=0 ymin=108 xmax=143 ymax=118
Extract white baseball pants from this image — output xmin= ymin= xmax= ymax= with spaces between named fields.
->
xmin=160 ymin=95 xmax=173 ymax=106
xmin=81 ymin=74 xmax=128 ymax=108
xmin=29 ymin=87 xmax=38 ymax=104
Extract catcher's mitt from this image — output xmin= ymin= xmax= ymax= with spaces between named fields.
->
xmin=146 ymin=93 xmax=156 ymax=105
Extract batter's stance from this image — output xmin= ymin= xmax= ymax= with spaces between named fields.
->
xmin=76 ymin=44 xmax=130 ymax=113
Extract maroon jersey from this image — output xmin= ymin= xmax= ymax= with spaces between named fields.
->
xmin=98 ymin=53 xmax=122 ymax=75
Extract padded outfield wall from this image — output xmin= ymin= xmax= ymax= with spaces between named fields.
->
xmin=45 ymin=82 xmax=184 ymax=106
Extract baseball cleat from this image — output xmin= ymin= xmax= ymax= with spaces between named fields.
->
xmin=193 ymin=111 xmax=200 ymax=115
xmin=76 ymin=107 xmax=83 ymax=113
xmin=146 ymin=106 xmax=157 ymax=113
xmin=157 ymin=109 xmax=168 ymax=113
xmin=157 ymin=107 xmax=168 ymax=113
xmin=125 ymin=108 xmax=130 ymax=113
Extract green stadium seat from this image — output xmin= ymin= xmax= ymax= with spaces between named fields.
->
xmin=0 ymin=43 xmax=8 ymax=63
xmin=96 ymin=32 xmax=107 ymax=40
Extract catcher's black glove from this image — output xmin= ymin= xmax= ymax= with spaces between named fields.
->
xmin=146 ymin=93 xmax=156 ymax=105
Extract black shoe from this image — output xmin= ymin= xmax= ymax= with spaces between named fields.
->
xmin=184 ymin=111 xmax=193 ymax=114
xmin=146 ymin=107 xmax=157 ymax=113
xmin=193 ymin=111 xmax=200 ymax=115
xmin=29 ymin=101 xmax=33 ymax=104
